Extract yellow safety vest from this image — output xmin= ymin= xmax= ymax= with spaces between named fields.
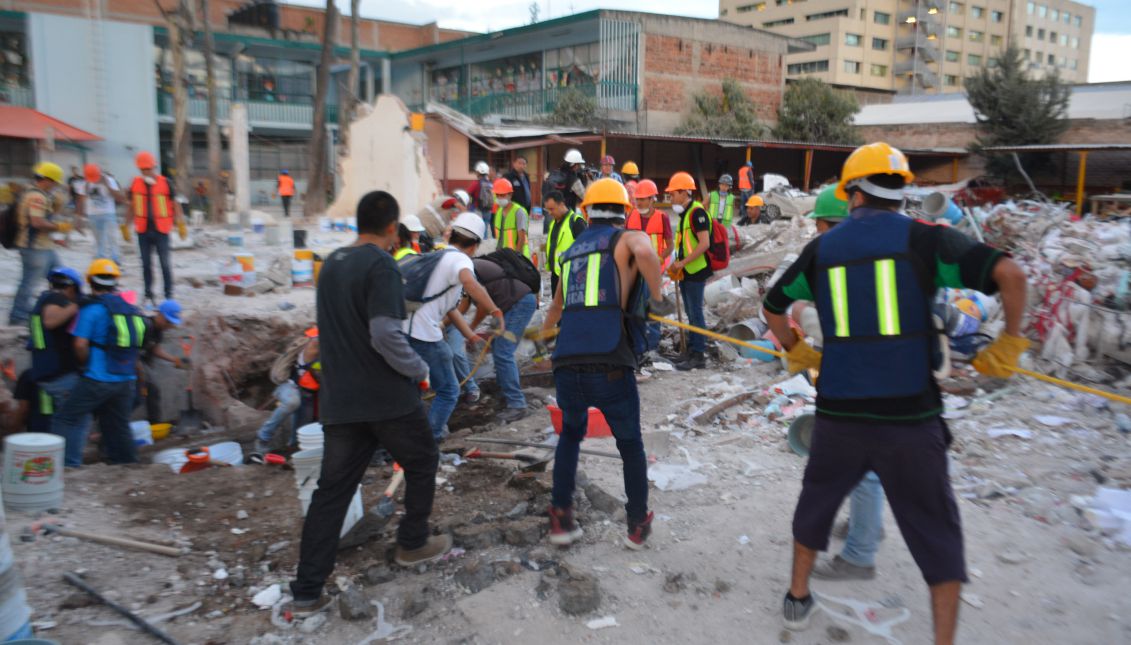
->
xmin=545 ymin=210 xmax=583 ymax=276
xmin=708 ymin=191 xmax=737 ymax=227
xmin=393 ymin=247 xmax=418 ymax=261
xmin=676 ymin=201 xmax=709 ymax=275
xmin=493 ymin=202 xmax=530 ymax=258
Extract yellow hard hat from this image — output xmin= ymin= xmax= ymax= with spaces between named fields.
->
xmin=835 ymin=142 xmax=914 ymax=201
xmin=86 ymin=258 xmax=122 ymax=280
xmin=32 ymin=161 xmax=64 ymax=185
xmin=581 ymin=177 xmax=632 ymax=211
xmin=621 ymin=161 xmax=640 ymax=175
xmin=745 ymin=195 xmax=764 ymax=207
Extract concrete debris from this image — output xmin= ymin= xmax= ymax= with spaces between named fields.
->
xmin=339 ymin=587 xmax=375 ymax=621
xmin=250 ymin=584 xmax=281 ymax=609
xmin=586 ymin=616 xmax=619 ymax=630
xmin=582 ymin=482 xmax=623 ymax=515
xmin=557 ymin=568 xmax=601 ymax=616
xmin=454 ymin=557 xmax=496 ymax=594
xmin=826 ymin=625 xmax=852 ymax=642
xmin=299 ymin=613 xmax=327 ymax=633
xmin=503 ymin=517 xmax=546 ymax=547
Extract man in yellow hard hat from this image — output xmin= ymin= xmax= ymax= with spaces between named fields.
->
xmin=665 ymin=171 xmax=712 ymax=371
xmin=738 ymin=194 xmax=764 ymax=226
xmin=9 ymin=162 xmax=69 ymax=325
xmin=763 ymin=142 xmax=1029 ymax=644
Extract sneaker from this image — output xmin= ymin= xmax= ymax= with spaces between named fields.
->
xmin=782 ymin=592 xmax=815 ymax=631
xmin=547 ymin=506 xmax=583 ymax=546
xmin=253 ymin=439 xmax=271 ymax=455
xmin=812 ymin=555 xmax=876 ymax=580
xmin=497 ymin=407 xmax=529 ymax=424
xmin=394 ymin=534 xmax=453 ymax=566
xmin=624 ymin=511 xmax=654 ymax=550
xmin=286 ymin=594 xmax=335 ymax=619
xmin=463 ymin=390 xmax=481 ymax=404
xmin=674 ymin=352 xmax=706 ymax=371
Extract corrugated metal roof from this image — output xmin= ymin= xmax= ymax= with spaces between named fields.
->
xmin=604 ymin=131 xmax=966 ymax=156
xmin=981 ymin=143 xmax=1131 ymax=153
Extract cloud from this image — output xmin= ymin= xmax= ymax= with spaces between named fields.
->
xmin=1089 ymin=34 xmax=1131 ymax=83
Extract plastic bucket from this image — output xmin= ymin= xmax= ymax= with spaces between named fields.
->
xmin=130 ymin=421 xmax=153 ymax=447
xmin=227 ymin=232 xmax=244 ymax=247
xmin=234 ymin=252 xmax=256 ymax=287
xmin=2 ymin=433 xmax=65 ymax=512
xmin=922 ymin=192 xmax=964 ymax=225
xmin=296 ymin=424 xmax=324 ymax=451
xmin=548 ymin=405 xmax=612 ymax=438
xmin=208 ymin=442 xmax=243 ymax=466
xmin=251 ymin=217 xmax=265 ymax=234
xmin=787 ymin=414 xmax=816 ymax=457
xmin=292 ymin=228 xmax=307 ymax=249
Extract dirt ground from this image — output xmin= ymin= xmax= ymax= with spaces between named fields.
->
xmin=2 ymin=218 xmax=1131 ymax=644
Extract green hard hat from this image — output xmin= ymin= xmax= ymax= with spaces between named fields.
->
xmin=808 ymin=186 xmax=849 ymax=220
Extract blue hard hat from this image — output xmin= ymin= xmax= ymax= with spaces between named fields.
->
xmin=159 ymin=299 xmax=183 ymax=325
xmin=48 ymin=266 xmax=83 ymax=293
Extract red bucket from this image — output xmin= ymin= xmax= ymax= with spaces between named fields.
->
xmin=547 ymin=405 xmax=612 ymax=438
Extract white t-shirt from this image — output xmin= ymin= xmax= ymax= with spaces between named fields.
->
xmin=404 ymin=251 xmax=474 ymax=343
xmin=75 ymin=177 xmax=120 ymax=217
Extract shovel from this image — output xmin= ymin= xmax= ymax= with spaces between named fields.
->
xmin=464 ymin=447 xmax=552 ymax=472
xmin=177 ymin=335 xmax=203 ymax=431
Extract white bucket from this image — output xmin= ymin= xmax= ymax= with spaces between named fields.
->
xmin=130 ymin=421 xmax=153 ymax=447
xmin=2 ymin=433 xmax=65 ymax=512
xmin=341 ymin=487 xmax=364 ymax=537
xmin=296 ymin=423 xmax=324 ymax=451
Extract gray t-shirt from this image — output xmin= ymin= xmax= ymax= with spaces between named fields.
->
xmin=472 ymin=257 xmax=532 ymax=314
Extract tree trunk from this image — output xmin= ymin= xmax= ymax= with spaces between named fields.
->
xmin=170 ymin=0 xmax=193 ymax=200
xmin=199 ymin=0 xmax=223 ymax=222
xmin=340 ymin=0 xmax=360 ymax=152
xmin=304 ymin=0 xmax=337 ymax=218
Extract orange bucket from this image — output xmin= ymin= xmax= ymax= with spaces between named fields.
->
xmin=548 ymin=405 xmax=612 ymax=438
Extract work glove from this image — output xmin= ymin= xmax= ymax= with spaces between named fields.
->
xmin=177 ymin=218 xmax=188 ymax=240
xmin=56 ymin=221 xmax=73 ymax=234
xmin=666 ymin=266 xmax=684 ymax=282
xmin=785 ymin=331 xmax=822 ymax=375
xmin=120 ymin=223 xmax=132 ymax=242
xmin=648 ymin=295 xmax=676 ymax=318
xmin=971 ymin=333 xmax=1030 ymax=378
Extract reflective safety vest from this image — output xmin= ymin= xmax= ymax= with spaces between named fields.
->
xmin=87 ymin=294 xmax=147 ymax=376
xmin=545 ymin=209 xmax=584 ymax=276
xmin=813 ymin=209 xmax=932 ymax=401
xmin=277 ymin=174 xmax=295 ymax=197
xmin=493 ymin=202 xmax=531 ymax=258
xmin=553 ymin=225 xmax=631 ymax=360
xmin=297 ymin=360 xmax=320 ymax=391
xmin=626 ymin=208 xmax=668 ymax=258
xmin=676 ymin=202 xmax=709 ymax=276
xmin=38 ymin=388 xmax=53 ymax=415
xmin=131 ymin=175 xmax=173 ymax=234
xmin=708 ymin=191 xmax=737 ymax=227
xmin=27 ymin=291 xmax=75 ymax=382
xmin=393 ymin=247 xmax=418 ymax=261
xmin=738 ymin=166 xmax=754 ymax=191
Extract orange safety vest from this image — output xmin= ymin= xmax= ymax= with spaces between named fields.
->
xmin=278 ymin=174 xmax=295 ymax=197
xmin=131 ymin=175 xmax=173 ymax=234
xmin=626 ymin=208 xmax=668 ymax=258
xmin=738 ymin=166 xmax=754 ymax=191
xmin=297 ymin=368 xmax=319 ymax=391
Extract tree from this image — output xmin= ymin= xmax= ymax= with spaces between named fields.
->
xmin=773 ymin=77 xmax=860 ymax=144
xmin=305 ymin=0 xmax=337 ymax=218
xmin=199 ymin=0 xmax=223 ymax=222
xmin=675 ymin=79 xmax=769 ymax=139
xmin=529 ymin=2 xmax=540 ymax=23
xmin=155 ymin=0 xmax=195 ymax=197
xmin=966 ymin=43 xmax=1069 ymax=177
xmin=544 ymin=87 xmax=604 ymax=129
xmin=340 ymin=0 xmax=360 ymax=153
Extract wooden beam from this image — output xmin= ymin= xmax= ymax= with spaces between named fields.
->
xmin=951 ymin=157 xmax=959 ymax=183
xmin=746 ymin=145 xmax=752 ymax=162
xmin=1076 ymin=150 xmax=1088 ymax=219
xmin=802 ymin=148 xmax=813 ymax=192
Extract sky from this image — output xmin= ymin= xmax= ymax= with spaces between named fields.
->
xmin=292 ymin=0 xmax=1131 ymax=83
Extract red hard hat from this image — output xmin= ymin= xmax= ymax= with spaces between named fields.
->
xmin=135 ymin=151 xmax=157 ymax=170
xmin=634 ymin=179 xmax=659 ymax=198
xmin=602 ymin=155 xmax=615 ymax=165
xmin=304 ymin=326 xmax=319 ymax=338
xmin=492 ymin=178 xmax=514 ymax=195
xmin=83 ymin=163 xmax=101 ymax=183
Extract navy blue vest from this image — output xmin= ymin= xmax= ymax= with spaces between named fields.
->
xmin=87 ymin=294 xmax=146 ymax=376
xmin=27 ymin=291 xmax=77 ymax=381
xmin=814 ymin=209 xmax=932 ymax=400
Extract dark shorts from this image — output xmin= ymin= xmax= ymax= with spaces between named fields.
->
xmin=792 ymin=415 xmax=967 ymax=586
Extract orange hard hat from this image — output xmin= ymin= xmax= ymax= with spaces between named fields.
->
xmin=304 ymin=326 xmax=319 ymax=338
xmin=665 ymin=171 xmax=696 ymax=193
xmin=492 ymin=178 xmax=514 ymax=195
xmin=83 ymin=163 xmax=101 ymax=183
xmin=135 ymin=151 xmax=157 ymax=170
xmin=634 ymin=179 xmax=659 ymax=199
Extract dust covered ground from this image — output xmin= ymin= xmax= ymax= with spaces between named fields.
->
xmin=2 ymin=217 xmax=1131 ymax=644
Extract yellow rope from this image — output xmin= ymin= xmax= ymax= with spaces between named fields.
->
xmin=647 ymin=314 xmax=786 ymax=358
xmin=1007 ymin=366 xmax=1131 ymax=406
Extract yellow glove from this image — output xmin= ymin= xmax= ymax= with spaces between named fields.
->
xmin=785 ymin=331 xmax=822 ymax=375
xmin=667 ymin=266 xmax=684 ymax=282
xmin=55 ymin=221 xmax=73 ymax=234
xmin=120 ymin=223 xmax=132 ymax=242
xmin=177 ymin=218 xmax=187 ymax=240
xmin=971 ymin=333 xmax=1030 ymax=378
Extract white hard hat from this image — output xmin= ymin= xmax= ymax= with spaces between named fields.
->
xmin=402 ymin=214 xmax=426 ymax=233
xmin=451 ymin=211 xmax=486 ymax=241
xmin=452 ymin=189 xmax=471 ymax=208
xmin=564 ymin=149 xmax=584 ymax=165
xmin=474 ymin=161 xmax=490 ymax=175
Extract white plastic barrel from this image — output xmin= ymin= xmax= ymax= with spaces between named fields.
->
xmin=296 ymin=423 xmax=324 ymax=451
xmin=2 ymin=433 xmax=65 ymax=512
xmin=0 ymin=489 xmax=32 ymax=639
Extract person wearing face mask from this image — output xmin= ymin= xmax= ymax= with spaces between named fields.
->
xmin=625 ymin=179 xmax=672 ymax=355
xmin=491 ymin=178 xmax=530 ymax=258
xmin=707 ymin=174 xmax=737 ymax=228
xmin=128 ymin=151 xmax=185 ymax=308
xmin=664 ymin=172 xmax=712 ymax=371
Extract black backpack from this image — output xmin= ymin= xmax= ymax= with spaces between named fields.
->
xmin=542 ymin=169 xmax=570 ymax=200
xmin=0 ymin=187 xmax=37 ymax=250
xmin=481 ymin=248 xmax=541 ymax=295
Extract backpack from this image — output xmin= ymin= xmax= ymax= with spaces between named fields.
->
xmin=0 ymin=186 xmax=34 ymax=250
xmin=542 ymin=169 xmax=570 ymax=200
xmin=481 ymin=247 xmax=541 ymax=295
xmin=400 ymin=249 xmax=459 ymax=312
xmin=475 ymin=179 xmax=493 ymax=213
xmin=706 ymin=217 xmax=730 ymax=271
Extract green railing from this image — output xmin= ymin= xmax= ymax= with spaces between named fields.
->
xmin=156 ymin=91 xmax=338 ymax=125
xmin=450 ymin=82 xmax=637 ymax=120
xmin=0 ymin=85 xmax=34 ymax=108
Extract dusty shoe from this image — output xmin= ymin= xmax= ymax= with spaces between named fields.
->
xmin=463 ymin=389 xmax=481 ymax=404
xmin=674 ymin=352 xmax=706 ymax=371
xmin=782 ymin=592 xmax=815 ymax=631
xmin=394 ymin=534 xmax=452 ymax=566
xmin=497 ymin=407 xmax=529 ymax=424
xmin=286 ymin=594 xmax=335 ymax=619
xmin=624 ymin=511 xmax=654 ymax=550
xmin=813 ymin=555 xmax=876 ymax=581
xmin=547 ymin=505 xmax=583 ymax=546
xmin=253 ymin=439 xmax=271 ymax=454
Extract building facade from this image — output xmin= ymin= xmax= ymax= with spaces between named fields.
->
xmin=719 ymin=0 xmax=1095 ymax=97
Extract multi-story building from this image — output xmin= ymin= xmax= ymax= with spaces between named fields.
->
xmin=719 ymin=0 xmax=1095 ymax=99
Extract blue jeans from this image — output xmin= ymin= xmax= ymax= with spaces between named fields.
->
xmin=51 ymin=377 xmax=136 ymax=467
xmin=89 ymin=212 xmax=120 ymax=264
xmin=446 ymin=325 xmax=479 ymax=397
xmin=551 ymin=367 xmax=649 ymax=521
xmin=138 ymin=231 xmax=173 ymax=300
xmin=494 ymin=293 xmax=537 ymax=409
xmin=40 ymin=372 xmax=89 ymax=434
xmin=679 ymin=279 xmax=707 ymax=354
xmin=256 ymin=381 xmax=302 ymax=445
xmin=840 ymin=471 xmax=885 ymax=567
xmin=410 ymin=337 xmax=459 ymax=440
xmin=9 ymin=247 xmax=57 ymax=325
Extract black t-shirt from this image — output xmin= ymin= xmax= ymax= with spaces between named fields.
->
xmin=141 ymin=317 xmax=164 ymax=364
xmin=680 ymin=206 xmax=714 ymax=282
xmin=472 ymin=258 xmax=532 ymax=313
xmin=316 ymin=244 xmax=420 ymax=424
xmin=14 ymin=370 xmax=51 ymax=433
xmin=32 ymin=291 xmax=79 ymax=377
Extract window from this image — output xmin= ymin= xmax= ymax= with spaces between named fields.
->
xmin=946 ymin=50 xmax=960 ymax=62
xmin=1049 ymin=31 xmax=1057 ymax=42
xmin=1037 ymin=4 xmax=1047 ymax=18
xmin=1027 ymin=1 xmax=1035 ymax=14
xmin=1071 ymin=37 xmax=1079 ymax=49
xmin=1038 ymin=28 xmax=1045 ymax=39
xmin=968 ymin=53 xmax=983 ymax=66
xmin=806 ymin=9 xmax=848 ymax=21
xmin=991 ymin=35 xmax=1003 ymax=46
xmin=1058 ymin=56 xmax=1066 ymax=67
xmin=947 ymin=26 xmax=962 ymax=38
xmin=844 ymin=60 xmax=861 ymax=74
xmin=787 ymin=60 xmax=830 ymax=74
xmin=945 ymin=74 xmax=959 ymax=86
xmin=0 ymin=138 xmax=34 ymax=179
xmin=1026 ymin=25 xmax=1033 ymax=37
xmin=736 ymin=2 xmax=767 ymax=12
xmin=1059 ymin=34 xmax=1068 ymax=46
xmin=870 ymin=64 xmax=888 ymax=77
xmin=720 ymin=8 xmax=728 ymax=16
xmin=764 ymin=18 xmax=795 ymax=27
xmin=1047 ymin=53 xmax=1054 ymax=64
xmin=969 ymin=30 xmax=984 ymax=42
xmin=1050 ymin=9 xmax=1058 ymax=21
xmin=1063 ymin=12 xmax=1071 ymax=24
xmin=872 ymin=37 xmax=888 ymax=51
xmin=874 ymin=11 xmax=891 ymax=25
xmin=949 ymin=2 xmax=963 ymax=15
xmin=988 ymin=57 xmax=999 ymax=68
xmin=1070 ymin=59 xmax=1077 ymax=70
xmin=991 ymin=10 xmax=1003 ymax=23
xmin=971 ymin=6 xmax=984 ymax=19
xmin=860 ymin=8 xmax=866 ymax=20
xmin=1024 ymin=48 xmax=1030 ymax=58
xmin=845 ymin=33 xmax=862 ymax=46
xmin=798 ymin=33 xmax=831 ymax=46
xmin=1074 ymin=15 xmax=1082 ymax=27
